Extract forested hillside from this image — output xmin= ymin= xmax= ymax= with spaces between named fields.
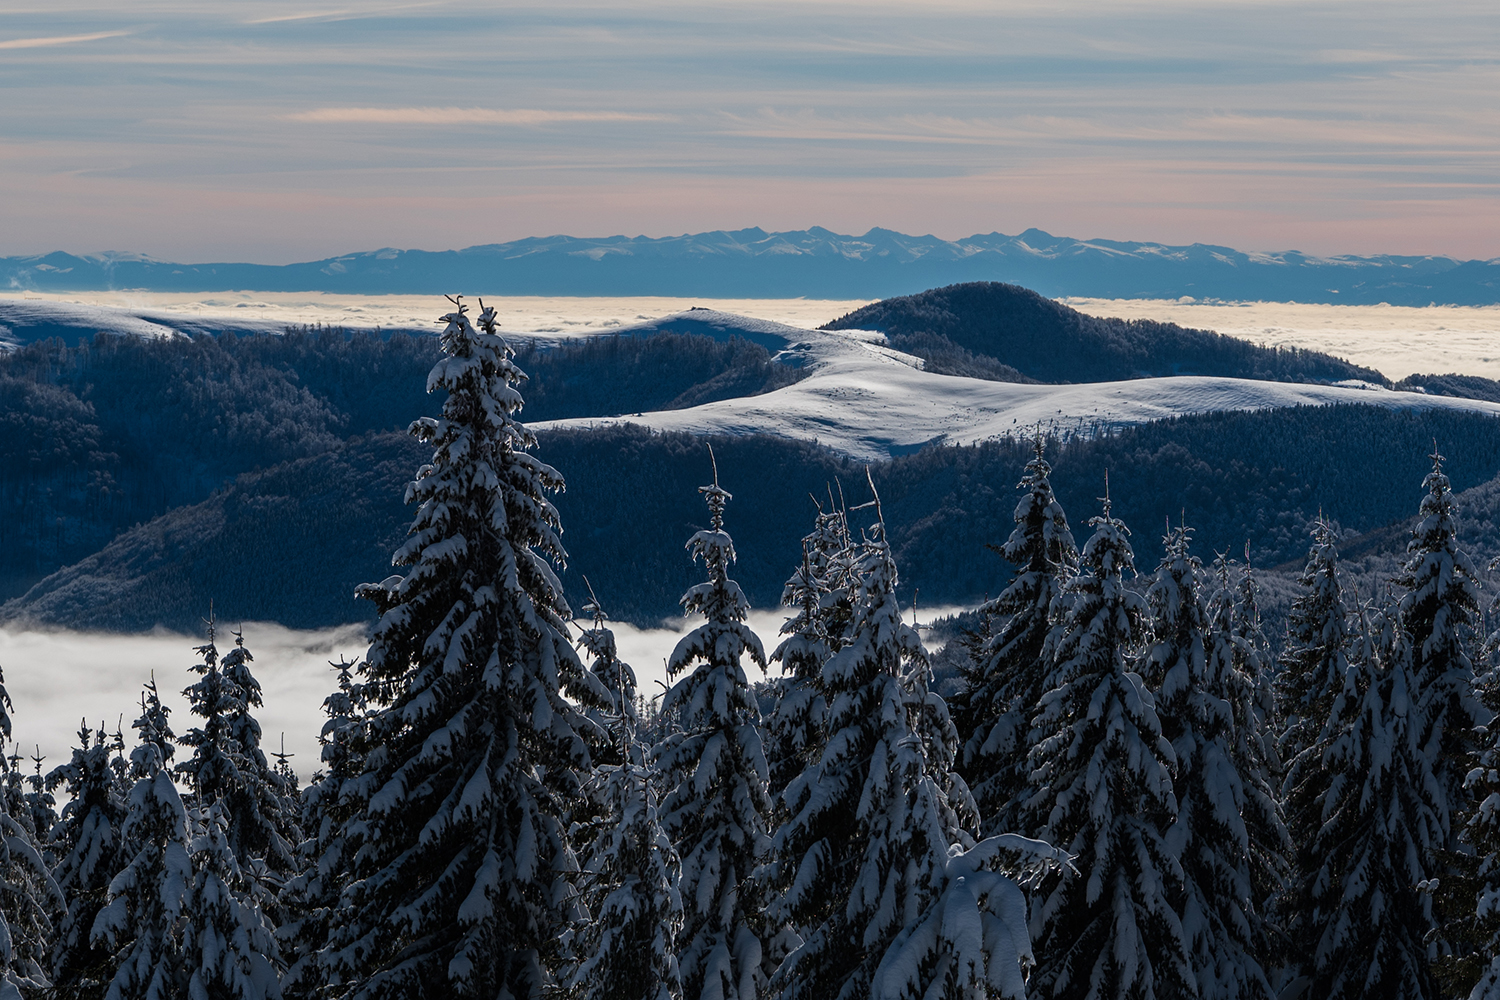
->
xmin=8 ymin=300 xmax=1500 ymax=1000
xmin=8 ymin=405 xmax=1500 ymax=631
xmin=0 ymin=327 xmax=795 ymax=600
xmin=823 ymin=281 xmax=1386 ymax=384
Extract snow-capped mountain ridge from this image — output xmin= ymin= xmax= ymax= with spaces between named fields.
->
xmin=5 ymin=228 xmax=1498 ymax=303
xmin=536 ymin=311 xmax=1500 ymax=463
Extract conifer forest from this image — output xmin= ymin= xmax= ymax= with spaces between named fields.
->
xmin=7 ymin=298 xmax=1500 ymax=1000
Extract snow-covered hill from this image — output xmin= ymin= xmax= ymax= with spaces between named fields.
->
xmin=535 ymin=310 xmax=1500 ymax=462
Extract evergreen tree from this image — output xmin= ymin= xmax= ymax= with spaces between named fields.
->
xmin=24 ymin=750 xmax=58 ymax=864
xmin=1277 ymin=519 xmax=1353 ymax=768
xmin=91 ymin=678 xmax=189 ymax=1000
xmin=768 ymin=521 xmax=840 ymax=809
xmin=772 ymin=502 xmax=1037 ymax=1000
xmin=1395 ymin=449 xmax=1488 ymax=840
xmin=951 ymin=437 xmax=1077 ymax=837
xmin=47 ymin=721 xmax=129 ymax=995
xmin=1276 ymin=519 xmax=1353 ymax=978
xmin=0 ymin=668 xmax=61 ymax=1000
xmin=1210 ymin=555 xmax=1289 ymax=973
xmin=180 ymin=800 xmax=284 ymax=1000
xmin=324 ymin=297 xmax=609 ymax=999
xmin=654 ymin=466 xmax=772 ymax=1000
xmin=280 ymin=659 xmax=367 ymax=998
xmin=1304 ymin=608 xmax=1442 ymax=1000
xmin=1460 ymin=560 xmax=1500 ymax=1000
xmin=1142 ymin=527 xmax=1276 ymax=1000
xmin=569 ymin=613 xmax=683 ymax=1000
xmin=1023 ymin=494 xmax=1192 ymax=1000
xmin=177 ymin=624 xmax=299 ymax=881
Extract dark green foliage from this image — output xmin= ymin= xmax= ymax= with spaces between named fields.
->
xmin=512 ymin=332 xmax=806 ymax=420
xmin=823 ymin=282 xmax=1385 ymax=384
xmin=0 ymin=327 xmax=800 ymax=604
xmin=1395 ymin=373 xmax=1500 ymax=404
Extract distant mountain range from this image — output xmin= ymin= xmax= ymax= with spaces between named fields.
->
xmin=5 ymin=228 xmax=1500 ymax=304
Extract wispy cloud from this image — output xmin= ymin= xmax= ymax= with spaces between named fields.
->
xmin=285 ymin=107 xmax=671 ymax=125
xmin=0 ymin=29 xmax=132 ymax=51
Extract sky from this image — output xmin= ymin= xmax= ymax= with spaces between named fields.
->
xmin=2 ymin=0 xmax=1497 ymax=263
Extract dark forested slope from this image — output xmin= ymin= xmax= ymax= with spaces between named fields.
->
xmin=0 ymin=328 xmax=798 ymax=600
xmin=823 ymin=282 xmax=1385 ymax=384
xmin=8 ymin=406 xmax=1500 ymax=632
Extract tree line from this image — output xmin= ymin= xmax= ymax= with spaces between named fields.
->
xmin=3 ymin=298 xmax=1500 ymax=999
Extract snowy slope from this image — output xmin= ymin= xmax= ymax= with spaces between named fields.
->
xmin=535 ymin=311 xmax=1500 ymax=463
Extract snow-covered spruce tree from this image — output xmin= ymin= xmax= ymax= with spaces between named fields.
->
xmin=280 ymin=659 xmax=368 ymax=998
xmin=1141 ymin=527 xmax=1276 ymax=1000
xmin=324 ymin=297 xmax=609 ymax=1000
xmin=1277 ymin=519 xmax=1352 ymax=774
xmin=578 ymin=595 xmax=640 ymax=767
xmin=1465 ymin=564 xmax=1500 ymax=1000
xmin=950 ymin=436 xmax=1077 ymax=838
xmin=46 ymin=721 xmax=129 ymax=994
xmin=177 ymin=624 xmax=299 ymax=882
xmin=771 ymin=501 xmax=1043 ymax=1000
xmin=1023 ymin=494 xmax=1192 ymax=1000
xmin=0 ymin=668 xmax=61 ymax=1000
xmin=92 ymin=679 xmax=191 ymax=1000
xmin=23 ymin=751 xmax=58 ymax=864
xmin=1275 ymin=519 xmax=1353 ymax=977
xmin=654 ymin=467 xmax=772 ymax=1000
xmin=1395 ymin=449 xmax=1488 ymax=841
xmin=1304 ymin=608 xmax=1442 ymax=1000
xmin=568 ymin=611 xmax=684 ymax=1000
xmin=180 ymin=799 xmax=284 ymax=1000
xmin=1209 ymin=555 xmax=1289 ymax=972
xmin=767 ymin=538 xmax=834 ymax=807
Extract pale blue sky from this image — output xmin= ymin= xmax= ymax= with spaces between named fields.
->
xmin=2 ymin=0 xmax=1497 ymax=262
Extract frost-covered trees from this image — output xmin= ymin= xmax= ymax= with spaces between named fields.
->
xmin=1023 ymin=496 xmax=1192 ymax=1000
xmin=325 ymin=297 xmax=608 ymax=999
xmin=47 ymin=722 xmax=128 ymax=994
xmin=91 ymin=678 xmax=191 ymax=1000
xmin=771 ymin=497 xmax=1036 ymax=1000
xmin=1395 ymin=449 xmax=1488 ymax=841
xmin=280 ymin=659 xmax=367 ymax=997
xmin=569 ymin=612 xmax=683 ymax=1000
xmin=654 ymin=469 xmax=772 ymax=1000
xmin=1142 ymin=527 xmax=1278 ymax=1000
xmin=1302 ymin=613 xmax=1442 ymax=1000
xmin=951 ymin=437 xmax=1076 ymax=837
xmin=0 ymin=668 xmax=61 ymax=1000
xmin=767 ymin=503 xmax=852 ymax=807
xmin=181 ymin=799 xmax=284 ymax=1000
xmin=177 ymin=625 xmax=299 ymax=882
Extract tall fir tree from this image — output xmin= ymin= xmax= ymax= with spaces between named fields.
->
xmin=324 ymin=297 xmax=609 ymax=1000
xmin=0 ymin=668 xmax=61 ymax=1000
xmin=767 ymin=502 xmax=853 ymax=809
xmin=1023 ymin=492 xmax=1193 ymax=1000
xmin=1211 ymin=555 xmax=1289 ymax=973
xmin=1275 ymin=519 xmax=1353 ymax=978
xmin=654 ymin=466 xmax=772 ymax=1000
xmin=951 ymin=437 xmax=1077 ymax=838
xmin=280 ymin=659 xmax=368 ymax=998
xmin=568 ymin=611 xmax=683 ymax=1000
xmin=1465 ymin=556 xmax=1500 ymax=1000
xmin=177 ymin=625 xmax=299 ymax=883
xmin=1395 ymin=449 xmax=1488 ymax=841
xmin=47 ymin=721 xmax=130 ymax=995
xmin=91 ymin=678 xmax=190 ymax=1000
xmin=1277 ymin=519 xmax=1353 ymax=767
xmin=1303 ymin=606 xmax=1443 ymax=1000
xmin=773 ymin=499 xmax=1040 ymax=1000
xmin=180 ymin=800 xmax=284 ymax=1000
xmin=1142 ymin=527 xmax=1277 ymax=1000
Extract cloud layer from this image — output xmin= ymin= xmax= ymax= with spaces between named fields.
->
xmin=2 ymin=0 xmax=1497 ymax=261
